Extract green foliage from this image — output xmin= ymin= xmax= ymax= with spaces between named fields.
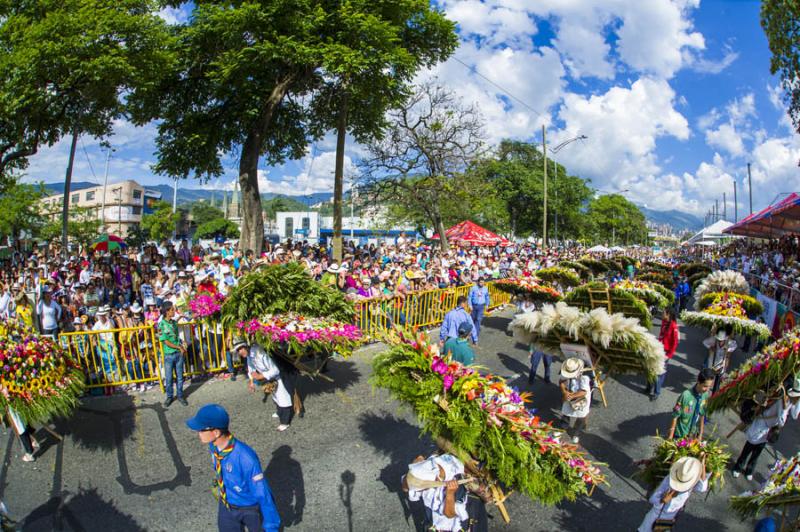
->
xmin=221 ymin=262 xmax=354 ymax=328
xmin=585 ymin=194 xmax=648 ymax=245
xmin=190 ymin=202 xmax=225 ymax=227
xmin=125 ymin=224 xmax=148 ymax=250
xmin=558 ymin=260 xmax=591 ymax=279
xmin=0 ymin=179 xmax=46 ymax=242
xmin=262 ymin=196 xmax=310 ymax=221
xmin=140 ymin=200 xmax=179 ymax=242
xmin=600 ymin=259 xmax=623 ymax=273
xmin=39 ymin=206 xmax=101 ymax=248
xmin=535 ymin=267 xmax=581 ymax=287
xmin=195 ymin=218 xmax=239 ymax=239
xmin=643 ymin=261 xmax=672 ymax=273
xmin=0 ymin=0 xmax=172 ymax=179
xmin=679 ymin=310 xmax=771 ymax=340
xmin=564 ymin=282 xmax=652 ymax=328
xmin=697 ymin=292 xmax=764 ymax=318
xmin=577 ymin=258 xmax=608 ymax=275
xmin=636 ymin=436 xmax=730 ymax=492
xmin=638 ymin=272 xmax=673 ymax=288
xmin=762 ymin=0 xmax=800 ymax=136
xmin=651 ymin=283 xmax=676 ymax=305
xmin=688 ymin=271 xmax=710 ymax=287
xmin=680 ymin=263 xmax=712 ymax=277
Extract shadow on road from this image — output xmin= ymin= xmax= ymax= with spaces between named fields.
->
xmin=339 ymin=470 xmax=355 ymax=532
xmin=23 ymin=487 xmax=146 ymax=532
xmin=301 ymin=360 xmax=361 ymax=397
xmin=54 ymin=394 xmax=136 ymax=452
xmin=265 ymin=445 xmax=305 ymax=528
xmin=609 ymin=412 xmax=674 ymax=446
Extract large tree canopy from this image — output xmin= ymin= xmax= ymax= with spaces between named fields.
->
xmin=585 ymin=194 xmax=648 ymax=245
xmin=762 ymin=0 xmax=800 ymax=136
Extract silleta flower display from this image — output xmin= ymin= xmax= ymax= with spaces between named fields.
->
xmin=681 ymin=293 xmax=771 ymax=340
xmin=610 ymin=279 xmax=670 ymax=309
xmin=495 ymin=278 xmax=562 ymax=302
xmin=637 ymin=436 xmax=731 ymax=492
xmin=237 ymin=313 xmax=364 ymax=358
xmin=731 ymin=454 xmax=800 ymax=519
xmin=0 ymin=321 xmax=85 ymax=425
xmin=189 ymin=292 xmax=225 ymax=321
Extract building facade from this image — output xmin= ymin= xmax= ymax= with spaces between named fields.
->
xmin=39 ymin=180 xmax=162 ymax=237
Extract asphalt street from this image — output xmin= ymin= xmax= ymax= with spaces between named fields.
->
xmin=1 ymin=307 xmax=795 ymax=531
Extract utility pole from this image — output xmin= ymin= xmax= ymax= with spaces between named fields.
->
xmin=172 ymin=178 xmax=178 ymax=240
xmin=553 ymin=158 xmax=558 ymax=244
xmin=734 ymin=179 xmax=738 ymax=222
xmin=542 ymin=125 xmax=547 ymax=250
xmin=100 ymin=148 xmax=112 ymax=230
xmin=714 ymin=199 xmax=719 ymax=222
xmin=61 ymin=129 xmax=79 ymax=259
xmin=747 ymin=162 xmax=753 ymax=215
xmin=723 ymin=192 xmax=727 ymax=220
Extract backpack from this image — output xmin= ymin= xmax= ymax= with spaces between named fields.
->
xmin=739 ymin=398 xmax=758 ymax=425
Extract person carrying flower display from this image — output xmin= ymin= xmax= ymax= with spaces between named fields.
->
xmin=702 ymin=326 xmax=737 ymax=394
xmin=637 ymin=456 xmax=709 ymax=532
xmin=560 ymin=357 xmax=592 ymax=444
xmin=668 ymin=368 xmax=715 ymax=440
xmin=233 ymin=338 xmax=296 ymax=432
xmin=732 ymin=386 xmax=800 ymax=481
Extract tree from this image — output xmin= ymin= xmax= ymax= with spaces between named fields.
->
xmin=0 ymin=0 xmax=172 ymax=253
xmin=190 ymin=202 xmax=225 ymax=227
xmin=359 ymin=83 xmax=486 ymax=251
xmin=585 ymin=194 xmax=648 ymax=245
xmin=306 ymin=1 xmax=457 ymax=261
xmin=40 ymin=206 xmax=102 ymax=249
xmin=140 ymin=201 xmax=179 ymax=243
xmin=262 ymin=196 xmax=309 ymax=221
xmin=0 ymin=179 xmax=46 ymax=247
xmin=762 ymin=1 xmax=800 ymax=136
xmin=195 ymin=218 xmax=240 ymax=240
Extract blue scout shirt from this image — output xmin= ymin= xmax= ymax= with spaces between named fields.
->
xmin=209 ymin=439 xmax=281 ymax=532
xmin=439 ymin=307 xmax=477 ymax=344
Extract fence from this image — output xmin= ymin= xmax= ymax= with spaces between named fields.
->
xmin=59 ymin=281 xmax=514 ymax=390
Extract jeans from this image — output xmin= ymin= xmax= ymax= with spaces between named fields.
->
xmin=217 ymin=501 xmax=262 ymax=532
xmin=97 ymin=341 xmax=118 ymax=378
xmin=126 ymin=359 xmax=148 ymax=381
xmin=471 ymin=305 xmax=485 ymax=339
xmin=646 ymin=360 xmax=669 ymax=397
xmin=734 ymin=441 xmax=766 ymax=476
xmin=42 ymin=327 xmax=59 ymax=339
xmin=163 ymin=353 xmax=184 ymax=399
xmin=529 ymin=350 xmax=552 ymax=382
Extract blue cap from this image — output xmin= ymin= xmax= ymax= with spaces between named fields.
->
xmin=186 ymin=404 xmax=229 ymax=431
xmin=458 ymin=321 xmax=473 ymax=335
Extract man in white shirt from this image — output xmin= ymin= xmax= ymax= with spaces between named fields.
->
xmin=0 ymin=283 xmax=11 ymax=320
xmin=402 ymin=454 xmax=470 ymax=532
xmin=638 ymin=457 xmax=708 ymax=532
xmin=234 ymin=338 xmax=295 ymax=432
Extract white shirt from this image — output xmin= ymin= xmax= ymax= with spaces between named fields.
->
xmin=92 ymin=318 xmax=115 ymax=344
xmin=247 ymin=344 xmax=291 ymax=407
xmin=561 ymin=375 xmax=591 ymax=418
xmin=0 ymin=292 xmax=10 ymax=319
xmin=37 ymin=299 xmax=62 ymax=330
xmin=407 ymin=481 xmax=469 ymax=531
xmin=746 ymin=399 xmax=786 ymax=445
xmin=642 ymin=475 xmax=708 ymax=524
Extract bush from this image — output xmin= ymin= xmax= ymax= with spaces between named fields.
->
xmin=195 ymin=218 xmax=240 ymax=239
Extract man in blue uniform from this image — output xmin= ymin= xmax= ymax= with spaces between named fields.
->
xmin=186 ymin=404 xmax=281 ymax=532
xmin=439 ymin=296 xmax=478 ymax=347
xmin=468 ymin=278 xmax=490 ymax=341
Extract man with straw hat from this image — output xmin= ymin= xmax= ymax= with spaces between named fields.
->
xmin=637 ymin=456 xmax=708 ymax=531
xmin=560 ymin=357 xmax=591 ymax=444
xmin=233 ymin=337 xmax=295 ymax=432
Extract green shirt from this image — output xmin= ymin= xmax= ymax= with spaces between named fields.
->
xmin=159 ymin=318 xmax=181 ymax=356
xmin=444 ymin=337 xmax=474 ymax=366
xmin=672 ymin=388 xmax=708 ymax=439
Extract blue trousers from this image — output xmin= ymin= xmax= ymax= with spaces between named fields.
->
xmin=529 ymin=350 xmax=552 ymax=382
xmin=471 ymin=305 xmax=485 ymax=339
xmin=646 ymin=360 xmax=669 ymax=396
xmin=163 ymin=353 xmax=184 ymax=400
xmin=217 ymin=501 xmax=262 ymax=532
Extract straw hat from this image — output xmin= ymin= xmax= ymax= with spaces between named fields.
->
xmin=327 ymin=264 xmax=340 ymax=274
xmin=668 ymin=456 xmax=703 ymax=491
xmin=231 ymin=337 xmax=249 ymax=352
xmin=130 ymin=302 xmax=143 ymax=314
xmin=560 ymin=357 xmax=585 ymax=379
xmin=716 ymin=329 xmax=728 ymax=341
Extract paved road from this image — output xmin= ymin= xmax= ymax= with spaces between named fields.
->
xmin=1 ymin=308 xmax=795 ymax=531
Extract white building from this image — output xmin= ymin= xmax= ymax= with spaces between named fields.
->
xmin=276 ymin=211 xmax=321 ymax=242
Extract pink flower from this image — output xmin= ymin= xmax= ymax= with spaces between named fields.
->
xmin=443 ymin=374 xmax=454 ymax=390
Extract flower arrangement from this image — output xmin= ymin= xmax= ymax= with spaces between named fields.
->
xmin=696 ymin=291 xmax=764 ymax=317
xmin=495 ymin=278 xmax=562 ymax=302
xmin=694 ymin=270 xmax=749 ymax=301
xmin=557 ymin=260 xmax=591 ymax=279
xmin=563 ymin=281 xmax=653 ymax=328
xmin=708 ymin=327 xmax=800 ymax=414
xmin=731 ymin=454 xmax=800 ymax=519
xmin=637 ymin=272 xmax=673 ymax=288
xmin=0 ymin=322 xmax=85 ymax=425
xmin=509 ymin=302 xmax=666 ymax=381
xmin=611 ymin=279 xmax=670 ymax=309
xmin=371 ymin=329 xmax=605 ymax=504
xmin=577 ymin=258 xmax=609 ymax=275
xmin=237 ymin=313 xmax=364 ymax=359
xmin=637 ymin=436 xmax=731 ymax=492
xmin=680 ymin=304 xmax=771 ymax=340
xmin=189 ymin=292 xmax=225 ymax=321
xmin=534 ymin=267 xmax=581 ymax=287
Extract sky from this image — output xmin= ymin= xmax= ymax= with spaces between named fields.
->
xmin=21 ymin=0 xmax=799 ymax=219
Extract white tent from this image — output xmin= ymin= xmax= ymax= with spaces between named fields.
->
xmin=686 ymin=220 xmax=735 ymax=245
xmin=610 ymin=245 xmax=625 ymax=252
xmin=587 ymin=245 xmax=610 ymax=253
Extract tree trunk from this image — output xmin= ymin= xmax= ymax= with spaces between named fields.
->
xmin=433 ymin=211 xmax=449 ymax=252
xmin=61 ymin=128 xmax=79 ymax=260
xmin=332 ymin=90 xmax=349 ymax=263
xmin=236 ymin=75 xmax=296 ymax=255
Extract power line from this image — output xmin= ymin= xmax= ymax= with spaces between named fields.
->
xmin=451 ymin=56 xmax=543 ymax=118
xmin=80 ymin=138 xmax=99 ymax=182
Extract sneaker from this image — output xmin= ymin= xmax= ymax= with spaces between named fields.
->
xmin=649 ymin=394 xmax=657 ymax=402
xmin=230 ymin=374 xmax=237 ymax=382
xmin=746 ymin=474 xmax=753 ymax=481
xmin=22 ymin=453 xmax=35 ymax=462
xmin=163 ymin=397 xmax=175 ymax=408
xmin=272 ymin=413 xmax=279 ymax=418
xmin=571 ymin=436 xmax=580 ymax=444
xmin=178 ymin=397 xmax=188 ymax=406
xmin=276 ymin=424 xmax=290 ymax=432
xmin=732 ymin=470 xmax=740 ymax=478
xmin=31 ymin=439 xmax=40 ymax=451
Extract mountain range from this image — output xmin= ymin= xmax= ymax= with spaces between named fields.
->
xmin=44 ymin=182 xmax=704 ymax=230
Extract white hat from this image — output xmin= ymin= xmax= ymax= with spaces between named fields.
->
xmin=73 ymin=317 xmax=82 ymax=324
xmin=144 ymin=297 xmax=157 ymax=307
xmin=432 ymin=454 xmax=464 ymax=480
xmin=327 ymin=264 xmax=340 ymax=273
xmin=560 ymin=357 xmax=585 ymax=379
xmin=186 ymin=265 xmax=196 ymax=272
xmin=788 ymin=387 xmax=800 ymax=399
xmin=407 ymin=457 xmax=439 ymax=483
xmin=292 ymin=250 xmax=301 ymax=257
xmin=97 ymin=305 xmax=110 ymax=315
xmin=274 ymin=248 xmax=285 ymax=255
xmin=716 ymin=330 xmax=728 ymax=341
xmin=130 ymin=302 xmax=143 ymax=313
xmin=668 ymin=456 xmax=703 ymax=491
xmin=220 ymin=265 xmax=231 ymax=275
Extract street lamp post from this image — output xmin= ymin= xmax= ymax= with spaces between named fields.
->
xmin=548 ymin=134 xmax=588 ymax=246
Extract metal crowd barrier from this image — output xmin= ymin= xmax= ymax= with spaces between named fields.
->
xmin=59 ymin=281 xmax=513 ymax=390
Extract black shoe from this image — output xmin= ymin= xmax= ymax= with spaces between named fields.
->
xmin=528 ymin=377 xmax=534 ymax=385
xmin=230 ymin=374 xmax=237 ymax=382
xmin=649 ymin=394 xmax=657 ymax=402
xmin=178 ymin=397 xmax=188 ymax=406
xmin=544 ymin=378 xmax=552 ymax=384
xmin=164 ymin=397 xmax=175 ymax=408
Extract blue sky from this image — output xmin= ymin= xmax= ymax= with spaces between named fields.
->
xmin=22 ymin=0 xmax=799 ymax=217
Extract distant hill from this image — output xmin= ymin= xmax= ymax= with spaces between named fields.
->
xmin=639 ymin=206 xmax=703 ymax=231
xmin=43 ymin=181 xmax=98 ymax=195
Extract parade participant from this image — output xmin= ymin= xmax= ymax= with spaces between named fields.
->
xmin=468 ymin=277 xmax=490 ymax=341
xmin=645 ymin=309 xmax=679 ymax=400
xmin=401 ymin=453 xmax=487 ymax=532
xmin=702 ymin=326 xmax=737 ymax=394
xmin=159 ymin=301 xmax=188 ymax=407
xmin=185 ymin=404 xmax=281 ymax=532
xmin=528 ymin=346 xmax=553 ymax=385
xmin=667 ymin=368 xmax=715 ymax=440
xmin=36 ymin=287 xmax=62 ymax=337
xmin=637 ymin=456 xmax=709 ymax=532
xmin=5 ymin=407 xmax=39 ymax=462
xmin=439 ymin=296 xmax=477 ymax=347
xmin=560 ymin=357 xmax=591 ymax=444
xmin=443 ymin=322 xmax=475 ymax=366
xmin=233 ymin=338 xmax=295 ymax=432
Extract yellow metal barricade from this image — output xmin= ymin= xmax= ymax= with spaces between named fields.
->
xmin=176 ymin=321 xmax=242 ymax=378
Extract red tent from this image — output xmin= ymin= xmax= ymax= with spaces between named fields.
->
xmin=724 ymin=193 xmax=800 ymax=238
xmin=431 ymin=220 xmax=510 ymax=246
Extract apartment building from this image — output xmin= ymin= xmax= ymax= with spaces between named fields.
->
xmin=39 ymin=180 xmax=162 ymax=236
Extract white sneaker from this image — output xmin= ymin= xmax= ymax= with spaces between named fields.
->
xmin=732 ymin=470 xmax=740 ymax=478
xmin=22 ymin=453 xmax=35 ymax=462
xmin=276 ymin=424 xmax=290 ymax=432
xmin=272 ymin=413 xmax=278 ymax=418
xmin=746 ymin=474 xmax=753 ymax=481
xmin=571 ymin=436 xmax=580 ymax=444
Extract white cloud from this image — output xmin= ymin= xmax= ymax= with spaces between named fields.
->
xmin=690 ymin=47 xmax=739 ymax=74
xmin=705 ymin=123 xmax=745 ymax=157
xmin=259 ymin=150 xmax=356 ymax=195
